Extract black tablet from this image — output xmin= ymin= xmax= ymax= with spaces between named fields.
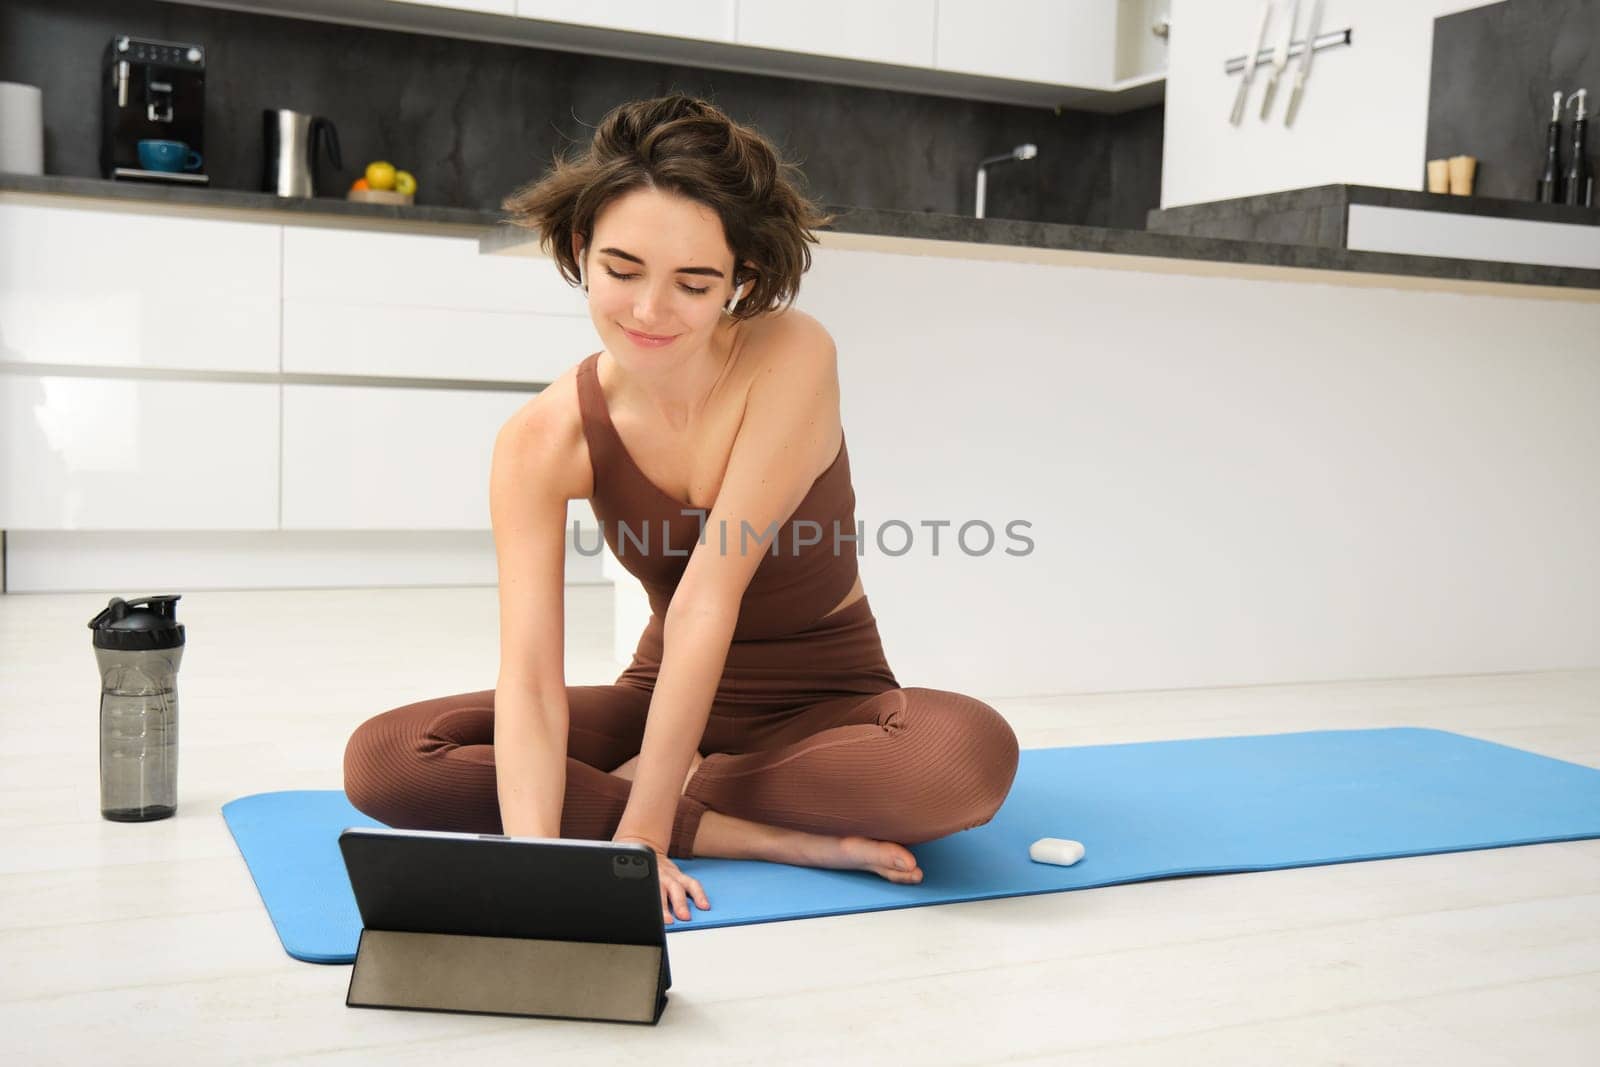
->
xmin=337 ymin=827 xmax=672 ymax=1021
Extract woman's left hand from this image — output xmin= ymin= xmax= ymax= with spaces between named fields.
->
xmin=615 ymin=834 xmax=711 ymax=925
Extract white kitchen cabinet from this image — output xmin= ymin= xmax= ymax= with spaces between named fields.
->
xmin=281 ymin=301 xmax=597 ymax=384
xmin=1115 ymin=0 xmax=1167 ymax=82
xmin=0 ymin=375 xmax=278 ymax=530
xmin=0 ymin=202 xmax=280 ymax=374
xmin=736 ymin=1 xmax=936 ymax=68
xmin=515 ymin=0 xmax=736 ymax=41
xmin=936 ymin=0 xmax=1118 ymax=88
xmin=280 ymin=383 xmax=530 ymax=530
xmin=281 ymin=225 xmax=594 ymax=382
xmin=282 ymin=225 xmax=576 ymax=313
xmin=164 ymin=0 xmax=1158 ymax=108
xmin=390 ymin=0 xmax=516 ymax=15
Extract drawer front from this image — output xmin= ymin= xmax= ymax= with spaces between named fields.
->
xmin=281 ymin=384 xmax=532 ymax=530
xmin=0 ymin=374 xmax=278 ymax=529
xmin=0 ymin=202 xmax=280 ymax=373
xmin=282 ymin=225 xmax=581 ymax=314
xmin=281 ymin=301 xmax=597 ymax=383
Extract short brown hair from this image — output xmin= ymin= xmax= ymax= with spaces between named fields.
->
xmin=501 ymin=94 xmax=835 ymax=322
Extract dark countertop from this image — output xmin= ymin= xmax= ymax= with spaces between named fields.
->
xmin=0 ymin=172 xmax=500 ymax=234
xmin=1147 ymin=183 xmax=1600 ymax=249
xmin=490 ymin=198 xmax=1600 ymax=296
xmin=1152 ymin=183 xmax=1600 ymax=227
xmin=5 ymin=173 xmax=1599 ymax=296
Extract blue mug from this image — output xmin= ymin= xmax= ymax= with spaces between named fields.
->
xmin=137 ymin=139 xmax=204 ymax=173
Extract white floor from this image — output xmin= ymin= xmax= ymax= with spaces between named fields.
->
xmin=2 ymin=585 xmax=1597 ymax=1065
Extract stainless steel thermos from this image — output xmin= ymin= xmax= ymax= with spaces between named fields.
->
xmin=263 ymin=108 xmax=342 ymax=197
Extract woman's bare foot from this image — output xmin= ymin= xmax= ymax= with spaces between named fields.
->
xmin=608 ymin=759 xmax=923 ymax=884
xmin=789 ymin=833 xmax=924 ymax=884
xmin=610 ymin=751 xmax=703 ymax=794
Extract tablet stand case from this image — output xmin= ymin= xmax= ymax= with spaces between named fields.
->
xmin=347 ymin=927 xmax=670 ymax=1024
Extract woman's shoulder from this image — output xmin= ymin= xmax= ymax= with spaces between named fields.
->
xmin=737 ymin=307 xmax=837 ymax=388
xmin=500 ymin=356 xmax=587 ymax=442
xmin=751 ymin=306 xmax=831 ymax=352
xmin=495 ymin=357 xmax=593 ymax=502
xmin=733 ymin=310 xmax=842 ymax=478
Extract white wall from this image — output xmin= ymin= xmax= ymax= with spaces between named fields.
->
xmin=1161 ymin=0 xmax=1501 ymax=208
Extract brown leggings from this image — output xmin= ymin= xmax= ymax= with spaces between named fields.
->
xmin=342 ymin=596 xmax=1020 ymax=859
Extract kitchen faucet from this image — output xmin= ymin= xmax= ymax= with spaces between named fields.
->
xmin=975 ymin=143 xmax=1038 ymax=219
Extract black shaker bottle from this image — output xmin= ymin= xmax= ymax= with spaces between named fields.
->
xmin=89 ymin=595 xmax=186 ymax=822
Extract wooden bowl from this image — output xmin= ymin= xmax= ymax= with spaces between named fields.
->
xmin=346 ymin=188 xmax=414 ymax=205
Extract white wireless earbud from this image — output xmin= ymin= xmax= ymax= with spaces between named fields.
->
xmin=724 ymin=281 xmax=744 ymax=315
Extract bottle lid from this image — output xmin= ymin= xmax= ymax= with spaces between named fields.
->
xmin=87 ymin=595 xmax=186 ymax=651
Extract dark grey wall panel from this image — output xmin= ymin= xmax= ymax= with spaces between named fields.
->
xmin=0 ymin=0 xmax=1163 ymax=228
xmin=1427 ymin=0 xmax=1599 ymax=202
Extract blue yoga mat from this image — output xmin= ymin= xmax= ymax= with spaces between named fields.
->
xmin=222 ymin=727 xmax=1600 ymax=963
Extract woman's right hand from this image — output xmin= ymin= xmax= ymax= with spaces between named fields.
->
xmin=617 ymin=834 xmax=710 ymax=924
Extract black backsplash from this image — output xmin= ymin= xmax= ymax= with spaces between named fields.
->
xmin=0 ymin=0 xmax=1164 ymax=229
xmin=1427 ymin=0 xmax=1599 ymax=202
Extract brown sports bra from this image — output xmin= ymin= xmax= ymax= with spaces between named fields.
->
xmin=575 ymin=351 xmax=860 ymax=641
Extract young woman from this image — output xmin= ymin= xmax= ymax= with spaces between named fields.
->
xmin=343 ymin=94 xmax=1019 ymax=927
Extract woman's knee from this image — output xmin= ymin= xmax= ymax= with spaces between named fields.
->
xmin=342 ymin=707 xmax=431 ymax=824
xmin=343 ymin=714 xmax=390 ymax=817
xmin=899 ymin=687 xmax=1020 ymax=833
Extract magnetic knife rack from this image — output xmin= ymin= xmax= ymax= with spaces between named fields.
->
xmin=1224 ymin=28 xmax=1353 ymax=74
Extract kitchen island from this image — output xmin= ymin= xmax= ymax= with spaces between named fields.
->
xmin=488 ymin=187 xmax=1600 ymax=697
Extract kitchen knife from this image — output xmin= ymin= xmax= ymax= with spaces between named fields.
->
xmin=1260 ymin=0 xmax=1300 ymax=119
xmin=1230 ymin=0 xmax=1274 ymax=126
xmin=1284 ymin=0 xmax=1324 ymax=127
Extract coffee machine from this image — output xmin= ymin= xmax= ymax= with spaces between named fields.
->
xmin=100 ymin=34 xmax=208 ymax=185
